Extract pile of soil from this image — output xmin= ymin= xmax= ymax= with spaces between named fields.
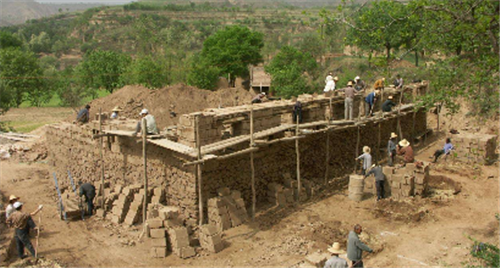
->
xmin=86 ymin=84 xmax=254 ymax=130
xmin=374 ymin=199 xmax=430 ymax=223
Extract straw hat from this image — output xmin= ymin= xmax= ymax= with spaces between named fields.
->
xmin=9 ymin=195 xmax=19 ymax=201
xmin=399 ymin=139 xmax=410 ymax=147
xmin=327 ymin=242 xmax=346 ymax=254
xmin=347 ymin=81 xmax=353 ymax=86
xmin=333 ymin=76 xmax=339 ymax=81
xmin=390 ymin=132 xmax=398 ymax=139
xmin=388 ymin=95 xmax=393 ymax=100
xmin=363 ymin=146 xmax=371 ymax=153
xmin=112 ymin=106 xmax=122 ymax=112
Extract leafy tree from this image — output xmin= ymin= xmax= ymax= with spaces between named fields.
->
xmin=199 ymin=25 xmax=264 ymax=84
xmin=0 ymin=48 xmax=46 ymax=107
xmin=125 ymin=55 xmax=168 ymax=89
xmin=0 ymin=80 xmax=14 ymax=115
xmin=55 ymin=66 xmax=86 ymax=107
xmin=187 ymin=54 xmax=221 ymax=90
xmin=0 ymin=31 xmax=23 ymax=49
xmin=266 ymin=46 xmax=318 ymax=77
xmin=28 ymin=31 xmax=52 ymax=53
xmin=78 ymin=50 xmax=131 ymax=95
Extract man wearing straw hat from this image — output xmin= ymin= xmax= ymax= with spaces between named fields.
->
xmin=341 ymin=81 xmax=356 ymax=121
xmin=356 ymin=146 xmax=372 ymax=175
xmin=382 ymin=95 xmax=396 ymax=112
xmin=347 ymin=224 xmax=373 ymax=267
xmin=387 ymin=132 xmax=398 ymax=167
xmin=110 ymin=106 xmax=122 ymax=119
xmin=397 ymin=139 xmax=414 ymax=166
xmin=324 ymin=242 xmax=348 ymax=268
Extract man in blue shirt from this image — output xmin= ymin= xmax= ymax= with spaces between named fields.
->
xmin=364 ymin=90 xmax=379 ymax=117
xmin=431 ymin=138 xmax=454 ymax=163
xmin=76 ymin=104 xmax=91 ymax=124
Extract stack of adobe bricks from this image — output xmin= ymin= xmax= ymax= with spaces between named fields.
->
xmin=207 ymin=187 xmax=249 ymax=233
xmin=387 ymin=163 xmax=430 ymax=200
xmin=267 ymin=182 xmax=293 ymax=207
xmin=168 ymin=226 xmax=196 ymax=259
xmin=199 ymin=224 xmax=224 ymax=253
xmin=148 ymin=218 xmax=168 ymax=258
xmin=110 ymin=184 xmax=141 ymax=224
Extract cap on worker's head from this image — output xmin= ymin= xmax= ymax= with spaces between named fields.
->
xmin=9 ymin=195 xmax=19 ymax=202
xmin=328 ymin=72 xmax=333 ymax=75
xmin=363 ymin=146 xmax=371 ymax=153
xmin=355 ymin=76 xmax=360 ymax=80
xmin=390 ymin=132 xmax=398 ymax=139
xmin=333 ymin=76 xmax=339 ymax=81
xmin=85 ymin=104 xmax=91 ymax=109
xmin=13 ymin=201 xmax=23 ymax=209
xmin=327 ymin=242 xmax=346 ymax=254
xmin=375 ymin=89 xmax=381 ymax=95
xmin=388 ymin=95 xmax=393 ymax=100
xmin=399 ymin=139 xmax=410 ymax=147
xmin=140 ymin=108 xmax=149 ymax=115
xmin=382 ymin=77 xmax=386 ymax=81
xmin=260 ymin=92 xmax=266 ymax=96
xmin=371 ymin=164 xmax=376 ymax=169
xmin=112 ymin=106 xmax=122 ymax=112
xmin=347 ymin=81 xmax=353 ymax=86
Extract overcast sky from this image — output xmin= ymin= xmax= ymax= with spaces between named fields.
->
xmin=34 ymin=0 xmax=133 ymax=3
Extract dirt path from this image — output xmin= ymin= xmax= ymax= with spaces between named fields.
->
xmin=0 ymin=139 xmax=498 ymax=267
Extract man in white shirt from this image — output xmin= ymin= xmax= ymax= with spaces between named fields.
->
xmin=133 ymin=109 xmax=159 ymax=137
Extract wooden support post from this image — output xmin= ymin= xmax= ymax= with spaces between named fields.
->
xmin=354 ymin=126 xmax=360 ymax=173
xmin=99 ymin=108 xmax=105 ymax=201
xmin=142 ymin=118 xmax=148 ymax=227
xmin=397 ymin=89 xmax=404 ymax=139
xmin=377 ymin=121 xmax=381 ymax=163
xmin=324 ymin=129 xmax=330 ymax=184
xmin=436 ymin=103 xmax=440 ymax=132
xmin=250 ymin=106 xmax=256 ymax=221
xmin=411 ymin=110 xmax=416 ymax=144
xmin=295 ymin=116 xmax=301 ymax=199
xmin=329 ymin=97 xmax=333 ymax=121
xmin=195 ymin=116 xmax=203 ymax=225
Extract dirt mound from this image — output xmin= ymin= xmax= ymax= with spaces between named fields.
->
xmin=87 ymin=84 xmax=254 ymax=130
xmin=374 ymin=199 xmax=430 ymax=223
xmin=9 ymin=258 xmax=63 ymax=268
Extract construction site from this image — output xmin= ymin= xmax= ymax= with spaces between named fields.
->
xmin=0 ymin=81 xmax=498 ymax=267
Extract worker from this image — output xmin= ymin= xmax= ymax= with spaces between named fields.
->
xmin=373 ymin=77 xmax=385 ymax=91
xmin=251 ymin=92 xmax=266 ymax=104
xmin=324 ymin=242 xmax=348 ymax=268
xmin=354 ymin=76 xmax=365 ymax=92
xmin=382 ymin=95 xmax=396 ymax=112
xmin=293 ymin=101 xmax=302 ymax=123
xmin=110 ymin=106 xmax=122 ymax=119
xmin=365 ymin=164 xmax=386 ymax=201
xmin=393 ymin=74 xmax=403 ymax=89
xmin=431 ymin=138 xmax=454 ymax=163
xmin=324 ymin=75 xmax=338 ymax=93
xmin=397 ymin=139 xmax=414 ymax=166
xmin=356 ymin=146 xmax=372 ymax=175
xmin=7 ymin=202 xmax=43 ymax=259
xmin=5 ymin=195 xmax=20 ymax=219
xmin=133 ymin=109 xmax=159 ymax=137
xmin=342 ymin=81 xmax=356 ymax=120
xmin=364 ymin=90 xmax=379 ymax=117
xmin=79 ymin=182 xmax=96 ymax=216
xmin=76 ymin=104 xmax=91 ymax=124
xmin=387 ymin=132 xmax=398 ymax=167
xmin=347 ymin=224 xmax=373 ymax=267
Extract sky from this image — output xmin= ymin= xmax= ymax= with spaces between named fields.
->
xmin=34 ymin=0 xmax=133 ymax=3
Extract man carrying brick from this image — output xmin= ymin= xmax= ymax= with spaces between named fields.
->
xmin=79 ymin=182 xmax=96 ymax=216
xmin=347 ymin=224 xmax=373 ymax=267
xmin=365 ymin=164 xmax=386 ymax=201
xmin=324 ymin=242 xmax=348 ymax=268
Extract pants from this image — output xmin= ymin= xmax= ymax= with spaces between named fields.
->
xmin=388 ymin=150 xmax=396 ymax=166
xmin=85 ymin=194 xmax=95 ymax=215
xmin=376 ymin=180 xmax=385 ymax=200
xmin=361 ymin=168 xmax=366 ymax=176
xmin=433 ymin=149 xmax=445 ymax=162
xmin=293 ymin=109 xmax=302 ymax=123
xmin=365 ymin=102 xmax=373 ymax=116
xmin=352 ymin=260 xmax=364 ymax=267
xmin=15 ymin=228 xmax=35 ymax=258
xmin=345 ymin=97 xmax=353 ymax=120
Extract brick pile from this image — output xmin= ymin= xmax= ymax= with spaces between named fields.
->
xmin=451 ymin=133 xmax=497 ymax=164
xmin=111 ymin=184 xmax=141 ymax=224
xmin=168 ymin=227 xmax=196 ymax=259
xmin=199 ymin=224 xmax=224 ymax=253
xmin=208 ymin=188 xmax=249 ymax=232
xmin=148 ymin=218 xmax=167 ymax=258
xmin=267 ymin=182 xmax=293 ymax=207
xmin=304 ymin=252 xmax=330 ymax=268
xmin=387 ymin=163 xmax=430 ymax=200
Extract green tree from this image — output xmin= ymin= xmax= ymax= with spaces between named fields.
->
xmin=0 ymin=31 xmax=23 ymax=49
xmin=0 ymin=80 xmax=14 ymax=115
xmin=55 ymin=66 xmax=86 ymax=107
xmin=187 ymin=54 xmax=221 ymax=90
xmin=78 ymin=50 xmax=131 ymax=95
xmin=0 ymin=48 xmax=46 ymax=107
xmin=200 ymin=25 xmax=264 ymax=84
xmin=125 ymin=55 xmax=168 ymax=89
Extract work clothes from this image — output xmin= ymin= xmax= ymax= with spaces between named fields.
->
xmin=293 ymin=101 xmax=303 ymax=123
xmin=110 ymin=112 xmax=118 ymax=119
xmin=6 ymin=204 xmax=15 ymax=219
xmin=382 ymin=100 xmax=396 ymax=112
xmin=373 ymin=79 xmax=384 ymax=90
xmin=357 ymin=153 xmax=372 ymax=172
xmin=79 ymin=183 xmax=96 ymax=216
xmin=366 ymin=166 xmax=386 ymax=200
xmin=433 ymin=142 xmax=454 ymax=162
xmin=354 ymin=80 xmax=365 ymax=91
xmin=387 ymin=139 xmax=397 ymax=166
xmin=394 ymin=77 xmax=403 ymax=89
xmin=344 ymin=98 xmax=353 ymax=121
xmin=134 ymin=114 xmax=159 ymax=136
xmin=347 ymin=231 xmax=373 ymax=262
xmin=397 ymin=145 xmax=414 ymax=163
xmin=364 ymin=93 xmax=376 ymax=116
xmin=324 ymin=256 xmax=348 ymax=268
xmin=376 ymin=180 xmax=385 ymax=200
xmin=7 ymin=210 xmax=36 ymax=258
xmin=352 ymin=260 xmax=364 ymax=267
xmin=252 ymin=95 xmax=263 ymax=104
xmin=324 ymin=76 xmax=336 ymax=92
xmin=76 ymin=108 xmax=90 ymax=123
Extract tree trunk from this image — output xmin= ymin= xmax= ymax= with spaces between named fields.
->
xmin=386 ymin=45 xmax=391 ymax=66
xmin=414 ymin=50 xmax=419 ymax=67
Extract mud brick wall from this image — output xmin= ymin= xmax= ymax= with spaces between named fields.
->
xmin=200 ymin=109 xmax=427 ymax=215
xmin=45 ymin=123 xmax=198 ymax=221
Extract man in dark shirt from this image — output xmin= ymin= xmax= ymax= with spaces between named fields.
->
xmin=365 ymin=164 xmax=386 ymax=201
xmin=382 ymin=95 xmax=396 ymax=112
xmin=7 ymin=202 xmax=43 ymax=259
xmin=79 ymin=182 xmax=96 ymax=216
xmin=76 ymin=104 xmax=91 ymax=124
xmin=293 ymin=101 xmax=302 ymax=123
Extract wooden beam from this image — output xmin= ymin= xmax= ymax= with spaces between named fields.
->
xmin=217 ymin=147 xmax=259 ymax=160
xmin=92 ymin=133 xmax=111 ymax=139
xmin=295 ymin=116 xmax=301 ymax=200
xmin=195 ymin=116 xmax=203 ymax=226
xmin=254 ymin=135 xmax=306 ymax=146
xmin=324 ymin=130 xmax=330 ymax=184
xmin=142 ymin=117 xmax=148 ymax=228
xmin=354 ymin=126 xmax=360 ymax=174
xmin=99 ymin=108 xmax=105 ymax=201
xmin=250 ymin=106 xmax=256 ymax=221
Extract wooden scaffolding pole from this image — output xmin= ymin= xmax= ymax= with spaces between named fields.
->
xmin=377 ymin=121 xmax=381 ymax=163
xmin=195 ymin=116 xmax=203 ymax=225
xmin=99 ymin=108 xmax=105 ymax=201
xmin=142 ymin=118 xmax=148 ymax=226
xmin=250 ymin=106 xmax=256 ymax=221
xmin=354 ymin=126 xmax=360 ymax=173
xmin=295 ymin=116 xmax=301 ymax=199
xmin=397 ymin=89 xmax=404 ymax=139
xmin=324 ymin=129 xmax=330 ymax=184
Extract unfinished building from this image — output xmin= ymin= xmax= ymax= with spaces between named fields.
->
xmin=46 ymin=83 xmax=429 ymax=226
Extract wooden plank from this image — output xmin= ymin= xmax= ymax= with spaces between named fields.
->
xmin=103 ymin=130 xmax=136 ymax=137
xmin=148 ymin=138 xmax=197 ymax=157
xmin=217 ymin=147 xmax=259 ymax=160
xmin=196 ymin=116 xmax=203 ymax=226
xmin=142 ymin=118 xmax=148 ymax=228
xmin=250 ymin=106 xmax=256 ymax=221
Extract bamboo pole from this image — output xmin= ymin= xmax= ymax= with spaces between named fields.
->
xmin=35 ymin=210 xmax=41 ymax=258
xmin=295 ymin=116 xmax=301 ymax=200
xmin=99 ymin=108 xmax=105 ymax=201
xmin=195 ymin=116 xmax=203 ymax=225
xmin=142 ymin=118 xmax=148 ymax=227
xmin=324 ymin=129 xmax=330 ymax=184
xmin=354 ymin=126 xmax=360 ymax=173
xmin=250 ymin=106 xmax=256 ymax=221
